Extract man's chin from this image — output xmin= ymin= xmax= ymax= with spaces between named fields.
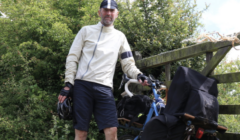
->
xmin=102 ymin=21 xmax=113 ymax=26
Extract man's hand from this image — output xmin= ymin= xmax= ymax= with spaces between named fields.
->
xmin=137 ymin=74 xmax=149 ymax=86
xmin=58 ymin=82 xmax=73 ymax=103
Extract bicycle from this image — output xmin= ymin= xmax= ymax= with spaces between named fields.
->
xmin=117 ymin=74 xmax=166 ymax=140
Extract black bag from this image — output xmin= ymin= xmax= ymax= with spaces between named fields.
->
xmin=141 ymin=114 xmax=221 ymax=140
xmin=141 ymin=114 xmax=186 ymax=140
xmin=164 ymin=66 xmax=219 ymax=129
xmin=141 ymin=66 xmax=226 ymax=140
xmin=117 ymin=95 xmax=152 ymax=125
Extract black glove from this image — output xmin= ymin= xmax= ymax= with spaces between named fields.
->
xmin=60 ymin=82 xmax=73 ymax=97
xmin=137 ymin=73 xmax=148 ymax=82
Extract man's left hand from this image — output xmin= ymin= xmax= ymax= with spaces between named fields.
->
xmin=137 ymin=74 xmax=149 ymax=86
xmin=58 ymin=82 xmax=73 ymax=103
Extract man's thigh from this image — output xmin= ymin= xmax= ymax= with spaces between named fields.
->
xmin=73 ymin=80 xmax=94 ymax=131
xmin=92 ymin=83 xmax=118 ymax=131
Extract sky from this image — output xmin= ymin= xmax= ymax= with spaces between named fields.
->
xmin=195 ymin=0 xmax=240 ymax=61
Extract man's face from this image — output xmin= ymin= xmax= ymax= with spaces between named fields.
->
xmin=98 ymin=8 xmax=119 ymax=27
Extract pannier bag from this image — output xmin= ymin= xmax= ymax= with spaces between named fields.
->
xmin=141 ymin=114 xmax=186 ymax=140
xmin=164 ymin=66 xmax=219 ymax=129
xmin=141 ymin=66 xmax=227 ymax=140
xmin=117 ymin=95 xmax=152 ymax=125
xmin=141 ymin=114 xmax=220 ymax=140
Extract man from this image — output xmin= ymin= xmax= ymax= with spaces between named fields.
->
xmin=58 ymin=0 xmax=149 ymax=139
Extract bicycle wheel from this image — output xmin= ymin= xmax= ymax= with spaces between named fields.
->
xmin=118 ymin=134 xmax=136 ymax=140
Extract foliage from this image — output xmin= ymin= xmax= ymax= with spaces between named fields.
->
xmin=215 ymin=57 xmax=240 ymax=133
xmin=78 ymin=0 xmax=102 ymax=26
xmin=215 ymin=57 xmax=240 ymax=105
xmin=48 ymin=115 xmax=74 ymax=140
xmin=115 ymin=0 xmax=203 ymax=56
xmin=0 ymin=0 xmax=82 ymax=139
xmin=113 ymin=0 xmax=206 ymax=83
xmin=0 ymin=46 xmax=56 ymax=139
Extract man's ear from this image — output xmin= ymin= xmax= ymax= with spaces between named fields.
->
xmin=98 ymin=9 xmax=101 ymax=17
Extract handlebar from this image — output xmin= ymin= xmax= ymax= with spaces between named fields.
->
xmin=123 ymin=78 xmax=167 ymax=97
xmin=124 ymin=79 xmax=140 ymax=97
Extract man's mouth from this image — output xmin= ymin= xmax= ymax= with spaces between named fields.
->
xmin=105 ymin=17 xmax=112 ymax=20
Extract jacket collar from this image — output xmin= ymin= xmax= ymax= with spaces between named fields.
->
xmin=97 ymin=22 xmax=115 ymax=32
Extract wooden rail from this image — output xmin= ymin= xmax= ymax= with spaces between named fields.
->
xmin=132 ymin=34 xmax=240 ymax=139
xmin=219 ymin=105 xmax=240 ymax=114
xmin=136 ymin=41 xmax=234 ymax=69
xmin=218 ymin=133 xmax=240 ymax=139
xmin=210 ymin=72 xmax=240 ymax=83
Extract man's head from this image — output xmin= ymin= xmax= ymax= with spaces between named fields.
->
xmin=98 ymin=0 xmax=119 ymax=27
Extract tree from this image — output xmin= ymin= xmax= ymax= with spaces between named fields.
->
xmin=113 ymin=0 xmax=206 ymax=91
xmin=0 ymin=0 xmax=83 ymax=139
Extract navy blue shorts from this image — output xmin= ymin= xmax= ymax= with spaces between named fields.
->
xmin=72 ymin=80 xmax=118 ymax=132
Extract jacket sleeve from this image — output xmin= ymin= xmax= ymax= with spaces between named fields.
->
xmin=64 ymin=28 xmax=85 ymax=85
xmin=119 ymin=35 xmax=142 ymax=79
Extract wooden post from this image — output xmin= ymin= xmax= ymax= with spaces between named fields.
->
xmin=129 ymin=51 xmax=143 ymax=94
xmin=133 ymin=51 xmax=142 ymax=60
xmin=165 ymin=63 xmax=171 ymax=88
xmin=164 ymin=63 xmax=171 ymax=104
xmin=206 ymin=52 xmax=213 ymax=75
xmin=202 ymin=46 xmax=231 ymax=76
xmin=206 ymin=52 xmax=213 ymax=63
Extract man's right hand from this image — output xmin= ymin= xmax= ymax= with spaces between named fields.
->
xmin=58 ymin=82 xmax=73 ymax=103
xmin=137 ymin=73 xmax=149 ymax=86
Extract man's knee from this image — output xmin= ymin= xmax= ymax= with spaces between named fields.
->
xmin=104 ymin=127 xmax=117 ymax=135
xmin=75 ymin=129 xmax=87 ymax=140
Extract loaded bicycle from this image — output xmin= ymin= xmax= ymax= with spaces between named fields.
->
xmin=117 ymin=74 xmax=166 ymax=140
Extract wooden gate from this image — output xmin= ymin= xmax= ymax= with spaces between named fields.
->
xmin=133 ymin=34 xmax=240 ymax=139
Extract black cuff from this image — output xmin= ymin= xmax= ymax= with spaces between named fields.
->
xmin=60 ymin=88 xmax=70 ymax=96
xmin=65 ymin=82 xmax=73 ymax=89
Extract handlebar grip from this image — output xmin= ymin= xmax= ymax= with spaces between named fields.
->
xmin=124 ymin=79 xmax=167 ymax=97
xmin=124 ymin=79 xmax=140 ymax=97
xmin=160 ymin=85 xmax=167 ymax=90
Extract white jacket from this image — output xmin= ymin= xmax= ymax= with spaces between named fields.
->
xmin=65 ymin=22 xmax=142 ymax=88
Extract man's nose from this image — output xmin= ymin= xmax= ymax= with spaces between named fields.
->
xmin=106 ymin=10 xmax=111 ymax=15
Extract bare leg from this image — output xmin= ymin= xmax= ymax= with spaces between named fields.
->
xmin=104 ymin=127 xmax=118 ymax=140
xmin=75 ymin=129 xmax=88 ymax=140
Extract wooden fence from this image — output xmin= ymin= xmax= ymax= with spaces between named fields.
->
xmin=133 ymin=34 xmax=240 ymax=139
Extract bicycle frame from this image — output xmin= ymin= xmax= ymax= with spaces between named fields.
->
xmin=133 ymin=82 xmax=163 ymax=140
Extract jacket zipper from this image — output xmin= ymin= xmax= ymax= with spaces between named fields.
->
xmin=81 ymin=25 xmax=103 ymax=79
